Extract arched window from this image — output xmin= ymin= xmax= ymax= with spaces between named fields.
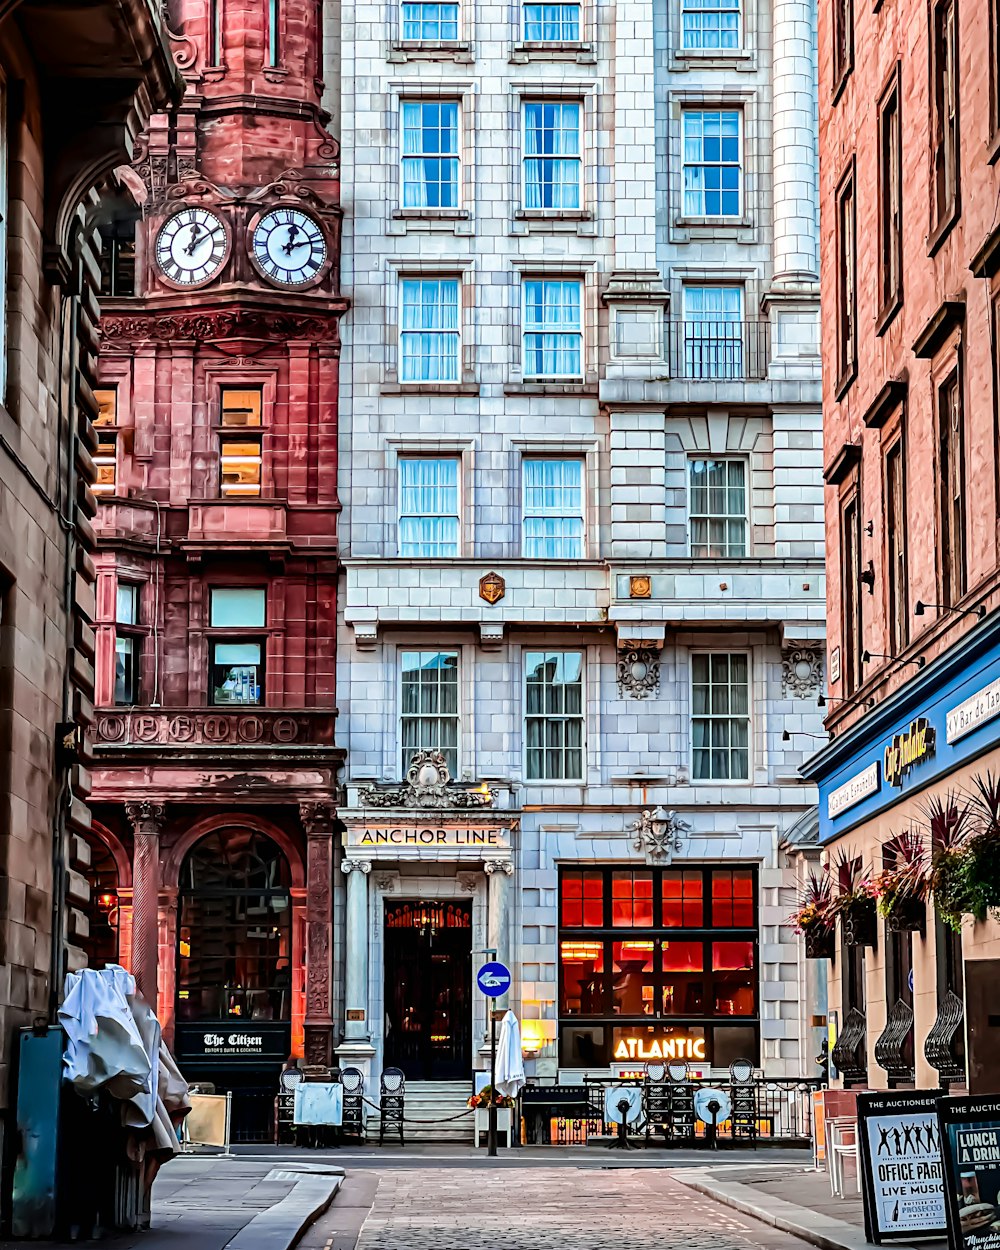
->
xmin=176 ymin=829 xmax=292 ymax=1024
xmin=81 ymin=831 xmax=120 ymax=969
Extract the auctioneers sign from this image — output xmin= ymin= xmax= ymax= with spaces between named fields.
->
xmin=939 ymin=1097 xmax=1000 ymax=1249
xmin=857 ymin=1090 xmax=947 ymax=1243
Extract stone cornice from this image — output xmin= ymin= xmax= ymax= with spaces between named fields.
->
xmin=100 ymin=306 xmax=346 ymax=346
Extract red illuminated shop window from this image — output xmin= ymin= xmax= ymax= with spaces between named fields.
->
xmin=560 ymin=870 xmax=604 ymax=927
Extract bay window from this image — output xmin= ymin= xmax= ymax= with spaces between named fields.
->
xmin=209 ymin=587 xmax=266 ymax=706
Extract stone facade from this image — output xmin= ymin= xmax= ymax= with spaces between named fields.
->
xmin=87 ymin=0 xmax=346 ymax=1083
xmin=0 ymin=0 xmax=177 ymax=1141
xmin=334 ymin=0 xmax=825 ymax=1079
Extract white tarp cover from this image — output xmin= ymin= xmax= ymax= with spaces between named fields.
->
xmin=60 ymin=966 xmax=151 ymax=1108
xmin=495 ymin=1010 xmax=526 ymax=1098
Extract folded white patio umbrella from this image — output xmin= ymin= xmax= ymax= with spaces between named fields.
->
xmin=495 ymin=1009 xmax=526 ymax=1098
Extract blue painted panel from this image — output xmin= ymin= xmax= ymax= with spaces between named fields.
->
xmin=11 ymin=1028 xmax=64 ymax=1238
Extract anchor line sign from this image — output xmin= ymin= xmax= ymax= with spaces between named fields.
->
xmin=476 ymin=961 xmax=512 ymax=998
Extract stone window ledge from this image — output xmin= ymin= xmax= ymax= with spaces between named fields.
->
xmin=509 ymin=41 xmax=596 ymax=63
xmin=380 ymin=382 xmax=481 ymax=396
xmin=673 ymin=49 xmax=754 ymax=70
xmin=392 ymin=209 xmax=471 ymax=221
xmin=388 ymin=41 xmax=473 ymax=62
xmin=503 ymin=382 xmax=597 ymax=396
xmin=514 ymin=209 xmax=592 ymax=221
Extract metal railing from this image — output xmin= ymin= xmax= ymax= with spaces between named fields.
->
xmin=666 ymin=317 xmax=770 ymax=381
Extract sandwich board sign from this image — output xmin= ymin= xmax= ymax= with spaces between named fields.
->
xmin=938 ymin=1096 xmax=1000 ymax=1249
xmin=856 ymin=1089 xmax=947 ymax=1243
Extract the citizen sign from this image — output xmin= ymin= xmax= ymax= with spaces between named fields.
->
xmin=203 ymin=1032 xmax=264 ymax=1054
xmin=947 ymin=676 xmax=1000 ymax=744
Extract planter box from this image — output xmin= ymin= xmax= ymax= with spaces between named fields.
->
xmin=841 ymin=900 xmax=877 ymax=947
xmin=886 ymin=897 xmax=925 ymax=933
xmin=804 ymin=926 xmax=835 ymax=959
xmin=474 ymin=1105 xmax=513 ymax=1147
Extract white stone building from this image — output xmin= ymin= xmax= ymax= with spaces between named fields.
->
xmin=331 ymin=0 xmax=825 ymax=1096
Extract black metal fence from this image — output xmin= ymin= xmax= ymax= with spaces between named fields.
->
xmin=665 ymin=318 xmax=771 ymax=381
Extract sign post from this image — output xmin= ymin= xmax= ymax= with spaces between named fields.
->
xmin=938 ymin=1095 xmax=1000 ymax=1249
xmin=476 ymin=958 xmax=511 ymax=1159
xmin=856 ymin=1090 xmax=946 ymax=1243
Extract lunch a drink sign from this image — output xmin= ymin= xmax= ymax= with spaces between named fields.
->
xmin=856 ymin=1091 xmax=947 ymax=1243
xmin=939 ymin=1098 xmax=1000 ymax=1249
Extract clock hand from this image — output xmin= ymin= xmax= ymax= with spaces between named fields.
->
xmin=183 ymin=223 xmax=204 ymax=256
xmin=281 ymin=224 xmax=301 ymax=255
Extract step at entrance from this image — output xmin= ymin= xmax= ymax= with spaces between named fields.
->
xmin=372 ymin=1080 xmax=474 ymax=1143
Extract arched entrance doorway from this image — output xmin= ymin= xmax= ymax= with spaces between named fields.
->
xmin=81 ymin=830 xmax=120 ymax=969
xmin=173 ymin=828 xmax=293 ymax=1142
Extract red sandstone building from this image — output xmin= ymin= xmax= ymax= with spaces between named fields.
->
xmin=87 ymin=0 xmax=344 ymax=1133
xmin=806 ymin=0 xmax=1000 ymax=1088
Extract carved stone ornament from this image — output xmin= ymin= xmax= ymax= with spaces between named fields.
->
xmin=479 ymin=571 xmax=506 ymax=605
xmin=300 ymin=801 xmax=336 ymax=835
xmin=341 ymin=858 xmax=372 ymax=875
xmin=100 ymin=307 xmax=343 ymax=347
xmin=457 ymin=873 xmax=480 ymax=893
xmin=631 ymin=807 xmax=691 ymax=864
xmin=374 ymin=873 xmax=397 ymax=893
xmin=125 ymin=800 xmax=166 ymax=832
xmin=360 ymin=751 xmax=496 ymax=809
xmin=781 ymin=647 xmax=824 ymax=697
xmin=484 ymin=860 xmax=514 ymax=877
xmin=617 ymin=647 xmax=660 ymax=699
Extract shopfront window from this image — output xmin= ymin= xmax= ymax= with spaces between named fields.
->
xmin=176 ymin=829 xmax=292 ymax=1023
xmin=558 ymin=863 xmax=759 ymax=1065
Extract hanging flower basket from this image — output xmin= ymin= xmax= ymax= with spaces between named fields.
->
xmin=885 ymin=895 xmax=925 ymax=933
xmin=804 ymin=925 xmax=835 ymax=959
xmin=841 ymin=897 xmax=877 ymax=946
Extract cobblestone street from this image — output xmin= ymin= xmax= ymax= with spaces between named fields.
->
xmin=350 ymin=1167 xmax=812 ymax=1250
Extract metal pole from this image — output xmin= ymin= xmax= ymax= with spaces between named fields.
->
xmin=488 ymin=998 xmax=497 ymax=1157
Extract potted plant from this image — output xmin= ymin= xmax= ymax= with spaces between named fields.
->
xmin=469 ymin=1085 xmax=515 ymax=1145
xmin=788 ymin=871 xmax=835 ymax=959
xmin=924 ymin=791 xmax=972 ymax=931
xmin=875 ymin=829 xmax=928 ymax=932
xmin=959 ymin=774 xmax=1000 ymax=923
xmin=831 ymin=850 xmax=878 ymax=947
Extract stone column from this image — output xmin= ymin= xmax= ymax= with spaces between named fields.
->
xmin=485 ymin=860 xmax=514 ymax=1009
xmin=341 ymin=858 xmax=371 ymax=1039
xmin=301 ymin=802 xmax=336 ymax=1065
xmin=770 ymin=0 xmax=820 ymax=286
xmin=125 ymin=800 xmax=165 ymax=1006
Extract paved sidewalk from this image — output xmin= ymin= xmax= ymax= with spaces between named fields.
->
xmin=7 ymin=1154 xmax=343 ymax=1250
xmin=675 ymin=1163 xmax=948 ymax=1250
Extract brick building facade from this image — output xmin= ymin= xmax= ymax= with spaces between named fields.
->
xmin=0 ymin=0 xmax=177 ymax=1164
xmin=806 ymin=0 xmax=1000 ymax=1089
xmin=87 ymin=0 xmax=345 ymax=1126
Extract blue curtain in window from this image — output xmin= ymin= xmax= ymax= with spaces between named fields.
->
xmin=523 ymin=279 xmax=582 ymax=378
xmin=523 ymin=102 xmax=581 ymax=209
xmin=523 ymin=3 xmax=581 ymax=41
xmin=523 ymin=458 xmax=584 ymax=557
xmin=402 ymin=101 xmax=459 ymax=208
xmin=401 ymin=278 xmax=459 ymax=381
xmin=399 ymin=458 xmax=460 ymax=556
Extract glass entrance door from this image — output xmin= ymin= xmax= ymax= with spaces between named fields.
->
xmin=383 ymin=900 xmax=472 ymax=1080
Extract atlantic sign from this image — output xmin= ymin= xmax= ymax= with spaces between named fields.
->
xmin=613 ymin=1035 xmax=707 ymax=1062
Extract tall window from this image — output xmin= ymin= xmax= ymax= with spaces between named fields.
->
xmin=398 ymin=458 xmax=460 ymax=556
xmin=522 ymin=458 xmax=584 ymax=558
xmin=115 ymin=583 xmax=140 ymax=706
xmin=681 ymin=110 xmax=741 ymax=219
xmin=401 ymin=101 xmax=460 ymax=208
xmin=682 ymin=285 xmax=743 ymax=379
xmin=836 ymin=166 xmax=857 ymax=392
xmin=209 ymin=587 xmax=266 ymax=706
xmin=98 ymin=209 xmax=138 ymax=298
xmin=691 ymin=653 xmax=750 ymax=782
xmin=208 ymin=0 xmax=222 ymax=65
xmin=402 ymin=0 xmax=459 ymax=38
xmin=522 ymin=101 xmax=582 ymax=210
xmin=267 ymin=0 xmax=280 ymax=64
xmin=841 ymin=489 xmax=863 ymax=695
xmin=885 ymin=439 xmax=908 ymax=656
xmin=833 ymin=0 xmax=853 ymax=94
xmin=878 ymin=74 xmax=903 ymax=321
xmin=525 ymin=651 xmax=584 ymax=781
xmin=938 ymin=369 xmax=966 ymax=606
xmin=522 ymin=278 xmax=583 ymax=379
xmin=93 ymin=387 xmax=118 ymax=497
xmin=689 ymin=459 xmax=747 ymax=558
xmin=400 ymin=278 xmax=460 ymax=382
xmin=523 ymin=2 xmax=580 ymax=40
xmin=219 ymin=388 xmax=263 ymax=498
xmin=682 ymin=0 xmax=740 ymax=48
xmin=931 ymin=0 xmax=959 ymax=236
xmin=400 ymin=651 xmax=459 ymax=777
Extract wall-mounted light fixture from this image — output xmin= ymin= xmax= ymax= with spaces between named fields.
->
xmin=914 ymin=599 xmax=986 ymax=621
xmin=818 ymin=693 xmax=875 ymax=710
xmin=863 ymin=649 xmax=926 ymax=670
xmin=781 ymin=729 xmax=831 ymax=742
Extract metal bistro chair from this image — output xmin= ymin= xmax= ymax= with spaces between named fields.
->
xmin=341 ymin=1067 xmax=366 ymax=1141
xmin=274 ymin=1067 xmax=302 ymax=1145
xmin=729 ymin=1058 xmax=758 ymax=1147
xmin=379 ymin=1068 xmax=405 ymax=1146
xmin=828 ymin=1117 xmax=861 ymax=1198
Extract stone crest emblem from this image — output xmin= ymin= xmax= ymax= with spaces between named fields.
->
xmin=479 ymin=571 xmax=506 ymax=604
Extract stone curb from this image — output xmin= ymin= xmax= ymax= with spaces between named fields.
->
xmin=671 ymin=1169 xmax=874 ymax=1250
xmin=223 ymin=1166 xmax=346 ymax=1250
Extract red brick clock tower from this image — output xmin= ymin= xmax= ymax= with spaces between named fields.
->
xmin=86 ymin=0 xmax=345 ymax=1126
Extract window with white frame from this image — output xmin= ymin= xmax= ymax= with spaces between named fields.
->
xmin=682 ymin=285 xmax=743 ymax=379
xmin=401 ymin=0 xmax=459 ymax=39
xmin=400 ymin=651 xmax=459 ymax=778
xmin=522 ymin=101 xmax=582 ymax=210
xmin=522 ymin=278 xmax=583 ymax=379
xmin=401 ymin=100 xmax=460 ymax=208
xmin=525 ymin=651 xmax=584 ymax=781
xmin=681 ymin=0 xmax=740 ymax=49
xmin=681 ymin=110 xmax=742 ymax=218
xmin=522 ymin=458 xmax=584 ymax=558
xmin=398 ymin=458 xmax=460 ymax=556
xmin=689 ymin=459 xmax=747 ymax=558
xmin=691 ymin=653 xmax=749 ymax=781
xmin=522 ymin=1 xmax=581 ymax=40
xmin=400 ymin=277 xmax=460 ymax=382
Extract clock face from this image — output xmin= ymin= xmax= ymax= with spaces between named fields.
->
xmin=155 ymin=208 xmax=229 ymax=285
xmin=251 ymin=209 xmax=327 ymax=287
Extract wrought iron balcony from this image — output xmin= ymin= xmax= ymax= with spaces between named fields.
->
xmin=874 ymin=998 xmax=915 ymax=1083
xmin=665 ymin=317 xmax=770 ymax=381
xmin=831 ymin=1006 xmax=869 ymax=1085
xmin=924 ymin=989 xmax=966 ymax=1084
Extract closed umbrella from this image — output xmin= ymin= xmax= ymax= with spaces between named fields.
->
xmin=495 ymin=1010 xmax=526 ymax=1098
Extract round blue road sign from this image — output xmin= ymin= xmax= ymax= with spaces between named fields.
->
xmin=476 ymin=961 xmax=512 ymax=997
